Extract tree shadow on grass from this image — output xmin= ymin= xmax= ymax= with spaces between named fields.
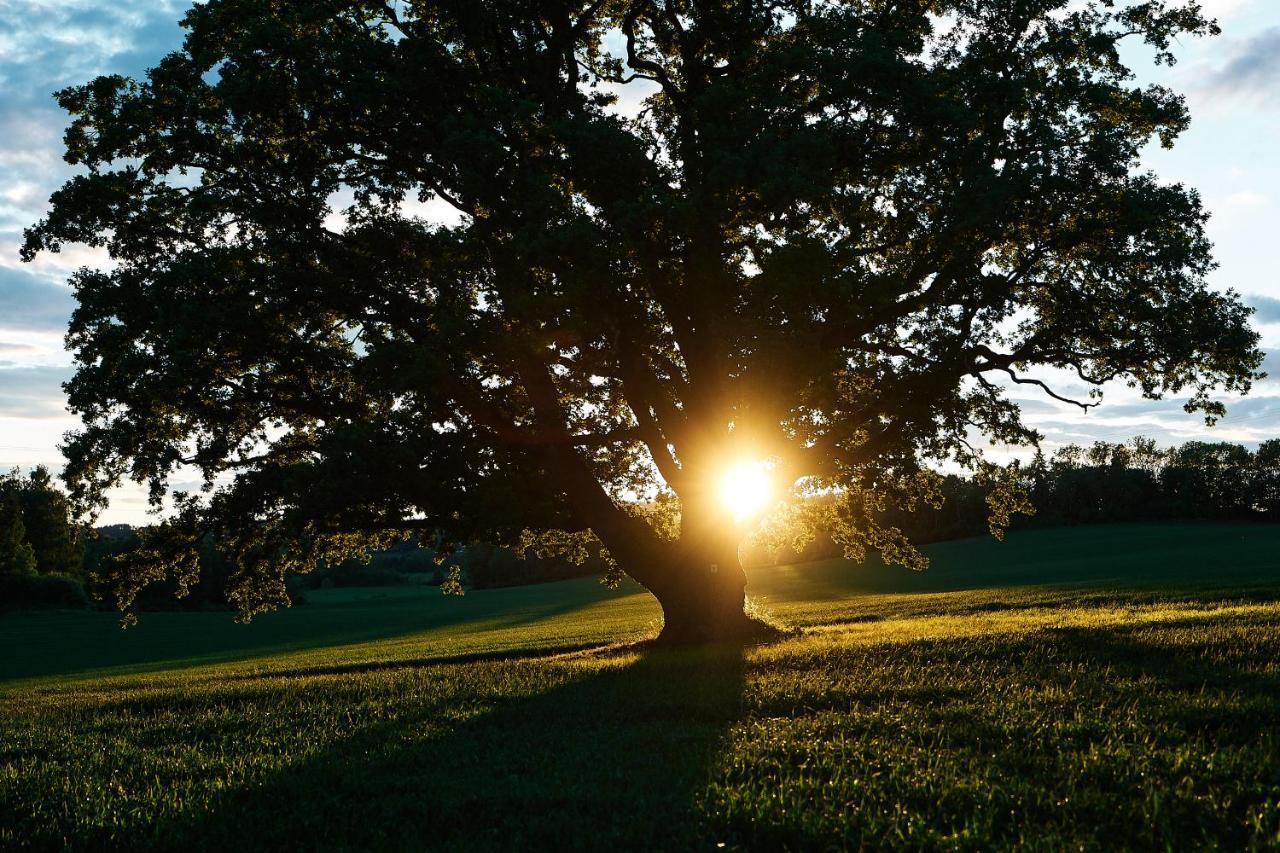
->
xmin=1040 ymin=623 xmax=1280 ymax=732
xmin=150 ymin=645 xmax=748 ymax=852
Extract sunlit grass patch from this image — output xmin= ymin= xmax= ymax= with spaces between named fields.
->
xmin=716 ymin=600 xmax=1280 ymax=849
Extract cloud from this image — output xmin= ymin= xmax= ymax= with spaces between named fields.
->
xmin=1197 ymin=27 xmax=1280 ymax=101
xmin=1220 ymin=190 xmax=1270 ymax=210
xmin=0 ymin=0 xmax=188 ymax=348
xmin=0 ymin=364 xmax=72 ymax=418
xmin=1248 ymin=295 xmax=1280 ymax=324
xmin=1008 ymin=399 xmax=1062 ymax=416
xmin=0 ymin=3 xmax=189 ymax=92
xmin=1200 ymin=0 xmax=1255 ymax=19
xmin=0 ymin=2 xmax=191 ymax=236
xmin=1260 ymin=350 xmax=1280 ymax=378
xmin=0 ymin=266 xmax=75 ymax=332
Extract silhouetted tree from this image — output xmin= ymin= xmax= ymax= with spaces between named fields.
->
xmin=7 ymin=467 xmax=84 ymax=577
xmin=887 ymin=436 xmax=1280 ymax=539
xmin=1254 ymin=440 xmax=1280 ymax=520
xmin=1161 ymin=441 xmax=1254 ymax=520
xmin=24 ymin=1 xmax=1262 ymax=640
xmin=0 ymin=492 xmax=37 ymax=579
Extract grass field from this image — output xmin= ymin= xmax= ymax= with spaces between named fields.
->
xmin=3 ymin=522 xmax=1280 ymax=849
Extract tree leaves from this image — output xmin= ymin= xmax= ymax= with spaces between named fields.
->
xmin=23 ymin=0 xmax=1261 ymax=618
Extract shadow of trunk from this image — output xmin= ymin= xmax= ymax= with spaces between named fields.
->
xmin=144 ymin=645 xmax=748 ymax=851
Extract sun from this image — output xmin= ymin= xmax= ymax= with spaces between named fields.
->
xmin=718 ymin=460 xmax=773 ymax=522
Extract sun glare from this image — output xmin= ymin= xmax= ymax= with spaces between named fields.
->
xmin=718 ymin=461 xmax=773 ymax=522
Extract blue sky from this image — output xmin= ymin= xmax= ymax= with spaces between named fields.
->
xmin=0 ymin=1 xmax=1278 ymax=524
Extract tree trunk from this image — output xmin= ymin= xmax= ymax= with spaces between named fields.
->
xmin=641 ymin=539 xmax=774 ymax=645
xmin=569 ymin=473 xmax=779 ymax=644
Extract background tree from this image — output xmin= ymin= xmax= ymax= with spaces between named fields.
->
xmin=1254 ymin=440 xmax=1280 ymax=520
xmin=0 ymin=492 xmax=37 ymax=580
xmin=879 ymin=436 xmax=1280 ymax=541
xmin=24 ymin=0 xmax=1262 ymax=640
xmin=5 ymin=467 xmax=85 ymax=578
xmin=1160 ymin=441 xmax=1255 ymax=520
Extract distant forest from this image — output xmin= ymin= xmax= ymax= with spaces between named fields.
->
xmin=3 ymin=437 xmax=1279 ymax=611
xmin=919 ymin=438 xmax=1280 ymax=538
xmin=753 ymin=438 xmax=1280 ymax=566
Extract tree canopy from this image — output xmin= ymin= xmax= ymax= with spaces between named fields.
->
xmin=24 ymin=0 xmax=1261 ymax=639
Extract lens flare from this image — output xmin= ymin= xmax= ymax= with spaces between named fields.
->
xmin=718 ymin=461 xmax=773 ymax=521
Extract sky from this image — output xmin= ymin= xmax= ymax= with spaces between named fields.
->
xmin=0 ymin=0 xmax=1278 ymax=525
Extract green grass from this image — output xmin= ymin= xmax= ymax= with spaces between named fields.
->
xmin=3 ymin=522 xmax=1280 ymax=849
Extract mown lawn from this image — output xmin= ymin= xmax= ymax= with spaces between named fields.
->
xmin=3 ymin=522 xmax=1280 ymax=850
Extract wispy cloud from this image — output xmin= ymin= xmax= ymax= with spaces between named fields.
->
xmin=1196 ymin=26 xmax=1280 ymax=102
xmin=1248 ymin=295 xmax=1280 ymax=324
xmin=1200 ymin=0 xmax=1256 ymax=20
xmin=0 ymin=364 xmax=73 ymax=418
xmin=1259 ymin=350 xmax=1280 ymax=379
xmin=0 ymin=266 xmax=75 ymax=332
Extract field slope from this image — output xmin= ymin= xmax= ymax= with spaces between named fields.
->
xmin=2 ymin=522 xmax=1279 ymax=849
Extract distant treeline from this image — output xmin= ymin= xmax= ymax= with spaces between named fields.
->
xmin=928 ymin=438 xmax=1280 ymax=537
xmin=744 ymin=438 xmax=1280 ymax=566
xmin=3 ymin=438 xmax=1279 ymax=609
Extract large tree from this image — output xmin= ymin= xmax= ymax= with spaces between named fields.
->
xmin=25 ymin=0 xmax=1261 ymax=640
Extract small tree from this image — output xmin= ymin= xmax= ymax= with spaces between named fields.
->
xmin=0 ymin=492 xmax=37 ymax=579
xmin=12 ymin=467 xmax=84 ymax=577
xmin=24 ymin=1 xmax=1262 ymax=640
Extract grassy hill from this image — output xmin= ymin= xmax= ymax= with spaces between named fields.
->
xmin=2 ymin=522 xmax=1279 ymax=849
